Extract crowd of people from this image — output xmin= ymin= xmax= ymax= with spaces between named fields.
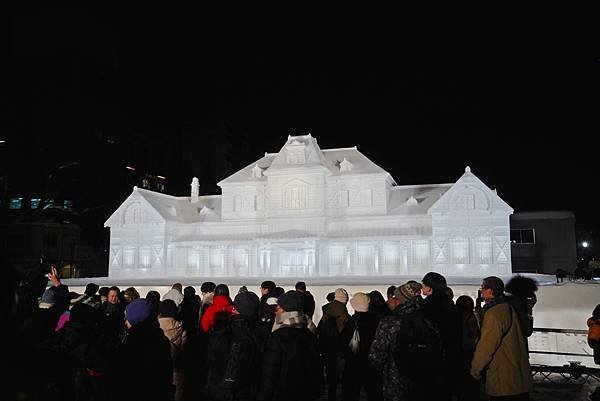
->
xmin=7 ymin=262 xmax=599 ymax=401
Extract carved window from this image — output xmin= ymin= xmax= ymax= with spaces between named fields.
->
xmin=255 ymin=195 xmax=263 ymax=211
xmin=123 ymin=246 xmax=136 ymax=267
xmin=450 ymin=238 xmax=469 ymax=264
xmin=412 ymin=240 xmax=430 ymax=265
xmin=234 ymin=247 xmax=248 ymax=268
xmin=329 ymin=246 xmax=346 ymax=265
xmin=356 ymin=244 xmax=375 ymax=266
xmin=286 ymin=149 xmax=305 ymax=164
xmin=284 ymin=186 xmax=306 ymax=209
xmin=233 ymin=195 xmax=242 ymax=212
xmin=383 ymin=243 xmax=401 ymax=265
xmin=475 ymin=238 xmax=492 ymax=264
xmin=338 ymin=190 xmax=349 ymax=207
xmin=140 ymin=247 xmax=151 ymax=268
xmin=210 ymin=247 xmax=223 ymax=269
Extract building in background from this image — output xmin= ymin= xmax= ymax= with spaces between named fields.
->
xmin=510 ymin=211 xmax=577 ymax=274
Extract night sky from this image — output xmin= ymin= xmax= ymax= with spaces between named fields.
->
xmin=3 ymin=7 xmax=599 ymax=238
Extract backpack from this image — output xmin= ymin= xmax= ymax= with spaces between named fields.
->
xmin=394 ymin=311 xmax=445 ymax=380
xmin=206 ymin=313 xmax=260 ymax=393
xmin=348 ymin=319 xmax=360 ymax=355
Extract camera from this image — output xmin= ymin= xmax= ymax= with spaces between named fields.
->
xmin=477 ymin=289 xmax=482 ymax=301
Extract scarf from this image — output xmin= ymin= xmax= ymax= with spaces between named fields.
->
xmin=272 ymin=311 xmax=308 ymax=332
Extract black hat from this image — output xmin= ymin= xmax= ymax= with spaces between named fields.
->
xmin=234 ymin=291 xmax=260 ymax=317
xmin=159 ymin=299 xmax=178 ymax=318
xmin=85 ymin=283 xmax=99 ymax=296
xmin=277 ymin=290 xmax=303 ymax=312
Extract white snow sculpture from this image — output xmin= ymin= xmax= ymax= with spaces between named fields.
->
xmin=105 ymin=135 xmax=513 ymax=280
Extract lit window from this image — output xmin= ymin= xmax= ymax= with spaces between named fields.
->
xmin=30 ymin=198 xmax=41 ymax=209
xmin=9 ymin=197 xmax=23 ymax=209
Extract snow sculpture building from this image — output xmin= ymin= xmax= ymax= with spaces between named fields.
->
xmin=105 ymin=135 xmax=513 ymax=281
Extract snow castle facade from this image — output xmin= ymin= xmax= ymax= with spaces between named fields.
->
xmin=105 ymin=135 xmax=513 ymax=282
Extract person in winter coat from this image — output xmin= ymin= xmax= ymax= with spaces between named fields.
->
xmin=318 ymin=287 xmax=351 ymax=401
xmin=421 ymin=272 xmax=460 ymax=401
xmin=257 ymin=290 xmax=324 ymax=401
xmin=200 ymin=281 xmax=216 ymax=318
xmin=200 ymin=291 xmax=238 ymax=333
xmin=505 ymin=275 xmax=538 ymax=339
xmin=119 ymin=298 xmax=174 ymax=401
xmin=159 ymin=300 xmax=188 ymax=401
xmin=204 ymin=291 xmax=262 ymax=401
xmin=295 ymin=281 xmax=316 ymax=318
xmin=257 ymin=281 xmax=278 ymax=335
xmin=470 ymin=277 xmax=532 ymax=401
xmin=341 ymin=292 xmax=382 ymax=401
xmin=163 ymin=283 xmax=184 ymax=307
xmin=368 ymin=281 xmax=424 ymax=401
xmin=179 ymin=286 xmax=201 ymax=336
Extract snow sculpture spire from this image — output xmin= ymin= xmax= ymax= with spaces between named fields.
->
xmin=190 ymin=177 xmax=199 ymax=203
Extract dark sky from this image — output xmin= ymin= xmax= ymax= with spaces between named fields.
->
xmin=4 ymin=6 xmax=600 ymax=232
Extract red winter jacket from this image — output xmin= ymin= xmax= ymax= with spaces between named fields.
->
xmin=200 ymin=295 xmax=238 ymax=333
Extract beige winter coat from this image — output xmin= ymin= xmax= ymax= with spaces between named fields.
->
xmin=470 ymin=302 xmax=533 ymax=397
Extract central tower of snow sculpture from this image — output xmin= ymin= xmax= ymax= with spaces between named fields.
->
xmin=105 ymin=135 xmax=513 ymax=281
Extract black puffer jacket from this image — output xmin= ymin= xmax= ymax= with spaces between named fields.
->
xmin=257 ymin=325 xmax=324 ymax=401
xmin=117 ymin=320 xmax=174 ymax=401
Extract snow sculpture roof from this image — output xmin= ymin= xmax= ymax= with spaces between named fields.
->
xmin=105 ymin=187 xmax=221 ymax=226
xmin=218 ymin=135 xmax=391 ymax=185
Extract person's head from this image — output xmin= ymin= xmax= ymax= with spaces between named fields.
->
xmin=386 ymin=285 xmax=397 ymax=300
xmin=125 ymin=298 xmax=152 ymax=328
xmin=107 ymin=286 xmax=120 ymax=304
xmin=350 ymin=292 xmax=370 ymax=313
xmin=70 ymin=303 xmax=98 ymax=327
xmin=421 ymin=272 xmax=447 ymax=296
xmin=334 ymin=288 xmax=348 ymax=304
xmin=481 ymin=276 xmax=505 ymax=301
xmin=172 ymin=283 xmax=183 ymax=293
xmin=238 ymin=285 xmax=248 ymax=294
xmin=456 ymin=295 xmax=475 ymax=313
xmin=368 ymin=290 xmax=386 ymax=309
xmin=85 ymin=283 xmax=99 ymax=297
xmin=326 ymin=292 xmax=335 ymax=302
xmin=593 ymin=304 xmax=600 ymax=321
xmin=444 ymin=286 xmax=454 ymax=302
xmin=505 ymin=275 xmax=538 ymax=299
xmin=99 ymin=286 xmax=110 ymax=303
xmin=214 ymin=284 xmax=230 ymax=297
xmin=159 ymin=299 xmax=179 ymax=318
xmin=295 ymin=281 xmax=307 ymax=292
xmin=234 ymin=291 xmax=260 ymax=319
xmin=123 ymin=287 xmax=140 ymax=304
xmin=276 ymin=290 xmax=303 ymax=317
xmin=146 ymin=290 xmax=161 ymax=317
xmin=272 ymin=287 xmax=285 ymax=299
xmin=389 ymin=281 xmax=422 ymax=311
xmin=183 ymin=286 xmax=196 ymax=299
xmin=260 ymin=280 xmax=276 ymax=296
xmin=200 ymin=281 xmax=216 ymax=294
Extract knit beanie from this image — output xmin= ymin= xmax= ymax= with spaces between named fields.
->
xmin=350 ymin=292 xmax=370 ymax=312
xmin=234 ymin=291 xmax=260 ymax=317
xmin=277 ymin=290 xmax=303 ymax=312
xmin=334 ymin=288 xmax=348 ymax=304
xmin=125 ymin=298 xmax=152 ymax=326
xmin=395 ymin=281 xmax=422 ymax=303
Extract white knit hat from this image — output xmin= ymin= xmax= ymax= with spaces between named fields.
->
xmin=334 ymin=288 xmax=348 ymax=304
xmin=350 ymin=292 xmax=370 ymax=312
